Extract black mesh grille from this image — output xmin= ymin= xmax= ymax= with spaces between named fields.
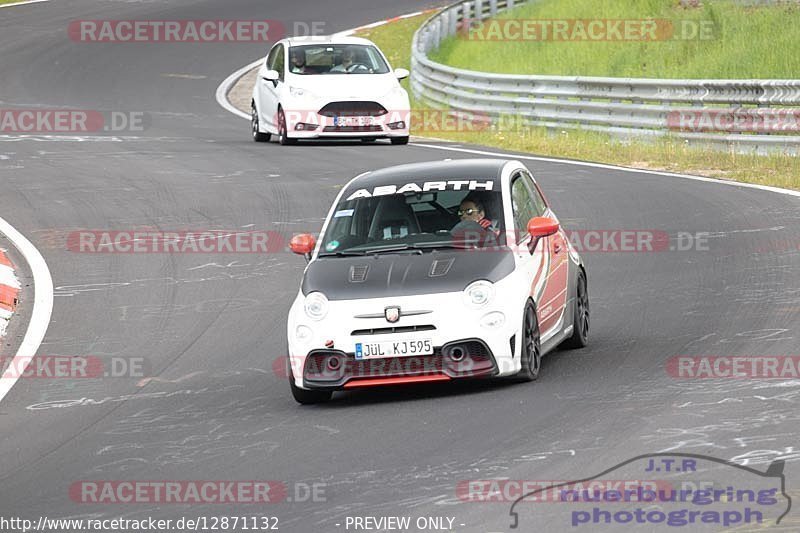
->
xmin=319 ymin=101 xmax=388 ymax=117
xmin=351 ymin=324 xmax=436 ymax=336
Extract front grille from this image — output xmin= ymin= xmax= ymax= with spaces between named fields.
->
xmin=319 ymin=101 xmax=388 ymax=117
xmin=323 ymin=125 xmax=383 ymax=133
xmin=351 ymin=324 xmax=436 ymax=336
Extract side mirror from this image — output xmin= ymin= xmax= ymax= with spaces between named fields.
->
xmin=527 ymin=216 xmax=559 ymax=239
xmin=261 ymin=67 xmax=281 ymax=81
xmin=290 ymin=233 xmax=316 ymax=261
xmin=394 ymin=68 xmax=410 ymax=80
xmin=526 ymin=217 xmax=559 ymax=253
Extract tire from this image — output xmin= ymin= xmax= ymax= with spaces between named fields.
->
xmin=288 ymin=358 xmax=332 ymax=404
xmin=562 ymin=270 xmax=589 ymax=349
xmin=251 ymin=103 xmax=271 ymax=142
xmin=515 ymin=301 xmax=541 ymax=381
xmin=278 ymin=108 xmax=297 ymax=146
xmin=390 ymin=136 xmax=409 ymax=145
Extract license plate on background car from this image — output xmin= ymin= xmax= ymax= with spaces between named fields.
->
xmin=354 ymin=339 xmax=433 ymax=359
xmin=334 ymin=116 xmax=374 ymax=127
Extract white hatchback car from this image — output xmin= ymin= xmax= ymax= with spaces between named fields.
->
xmin=285 ymin=159 xmax=590 ymax=404
xmin=251 ymin=36 xmax=411 ymax=145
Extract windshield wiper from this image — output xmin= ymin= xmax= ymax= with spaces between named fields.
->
xmin=412 ymin=241 xmax=475 ymax=250
xmin=318 ymin=250 xmax=369 ymax=257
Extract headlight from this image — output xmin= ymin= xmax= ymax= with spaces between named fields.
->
xmin=304 ymin=292 xmax=329 ymax=320
xmin=480 ymin=311 xmax=505 ymax=329
xmin=463 ymin=280 xmax=494 ymax=308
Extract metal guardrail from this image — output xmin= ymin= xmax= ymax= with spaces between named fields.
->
xmin=410 ymin=0 xmax=800 ymax=154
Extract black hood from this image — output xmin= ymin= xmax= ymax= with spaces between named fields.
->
xmin=302 ymin=249 xmax=515 ymax=300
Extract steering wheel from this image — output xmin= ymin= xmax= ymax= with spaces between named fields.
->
xmin=346 ymin=63 xmax=370 ymax=73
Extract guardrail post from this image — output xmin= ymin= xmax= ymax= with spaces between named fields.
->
xmin=508 ymin=0 xmax=514 ymax=9
xmin=475 ymin=0 xmax=484 ymax=20
xmin=489 ymin=0 xmax=498 ymax=15
xmin=449 ymin=5 xmax=459 ymax=36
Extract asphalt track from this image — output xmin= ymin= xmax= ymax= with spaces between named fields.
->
xmin=1 ymin=1 xmax=799 ymax=532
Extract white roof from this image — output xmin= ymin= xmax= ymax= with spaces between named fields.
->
xmin=285 ymin=35 xmax=374 ymax=47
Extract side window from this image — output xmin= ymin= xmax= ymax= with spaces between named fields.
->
xmin=266 ymin=44 xmax=280 ymax=70
xmin=267 ymin=44 xmax=285 ymax=81
xmin=274 ymin=45 xmax=285 ymax=82
xmin=521 ymin=171 xmax=548 ymax=216
xmin=511 ymin=175 xmax=537 ymax=242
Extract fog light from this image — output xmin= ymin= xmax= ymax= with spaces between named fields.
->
xmin=387 ymin=121 xmax=406 ymax=130
xmin=296 ymin=325 xmax=313 ymax=342
xmin=295 ymin=123 xmax=319 ymax=131
xmin=480 ymin=311 xmax=505 ymax=329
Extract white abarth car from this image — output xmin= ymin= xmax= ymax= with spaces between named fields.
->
xmin=286 ymin=159 xmax=590 ymax=404
xmin=251 ymin=35 xmax=410 ymax=145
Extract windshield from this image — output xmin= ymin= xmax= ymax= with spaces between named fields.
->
xmin=319 ymin=188 xmax=506 ymax=256
xmin=288 ymin=44 xmax=391 ymax=75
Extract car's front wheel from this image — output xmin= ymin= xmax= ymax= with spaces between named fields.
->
xmin=515 ymin=302 xmax=541 ymax=381
xmin=278 ymin=108 xmax=297 ymax=146
xmin=251 ymin=103 xmax=271 ymax=142
xmin=390 ymin=136 xmax=409 ymax=145
xmin=562 ymin=270 xmax=589 ymax=349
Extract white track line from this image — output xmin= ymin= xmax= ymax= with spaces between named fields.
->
xmin=0 ymin=0 xmax=50 ymax=9
xmin=215 ymin=59 xmax=261 ymax=120
xmin=215 ymin=12 xmax=800 ymax=200
xmin=0 ymin=217 xmax=54 ymax=404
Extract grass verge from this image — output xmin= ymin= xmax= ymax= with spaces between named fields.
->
xmin=430 ymin=0 xmax=800 ymax=79
xmin=357 ymin=11 xmax=800 ymax=191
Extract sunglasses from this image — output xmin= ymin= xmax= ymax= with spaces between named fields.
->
xmin=457 ymin=208 xmax=481 ymax=216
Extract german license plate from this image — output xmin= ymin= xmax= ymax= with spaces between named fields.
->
xmin=334 ymin=116 xmax=374 ymax=127
xmin=354 ymin=339 xmax=433 ymax=359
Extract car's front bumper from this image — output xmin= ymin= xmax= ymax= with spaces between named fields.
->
xmin=287 ymin=289 xmax=526 ymax=390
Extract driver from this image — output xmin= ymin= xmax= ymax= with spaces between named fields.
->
xmin=451 ymin=193 xmax=500 ymax=246
xmin=331 ymin=47 xmax=357 ymax=73
xmin=290 ymin=48 xmax=307 ymax=74
xmin=457 ymin=195 xmax=498 ymax=235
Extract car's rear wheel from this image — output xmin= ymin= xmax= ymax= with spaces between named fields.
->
xmin=251 ymin=103 xmax=270 ymax=142
xmin=287 ymin=357 xmax=332 ymax=404
xmin=390 ymin=136 xmax=409 ymax=145
xmin=278 ymin=108 xmax=297 ymax=146
xmin=562 ymin=270 xmax=589 ymax=349
xmin=515 ymin=302 xmax=541 ymax=381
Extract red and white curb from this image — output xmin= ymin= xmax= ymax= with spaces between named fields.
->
xmin=332 ymin=9 xmax=438 ymax=37
xmin=0 ymin=216 xmax=54 ymax=404
xmin=0 ymin=248 xmax=20 ymax=338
